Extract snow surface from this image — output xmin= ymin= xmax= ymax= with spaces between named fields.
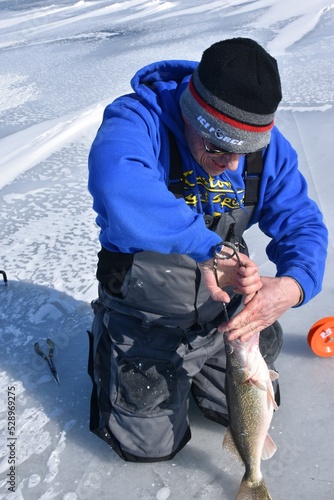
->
xmin=0 ymin=1 xmax=333 ymax=499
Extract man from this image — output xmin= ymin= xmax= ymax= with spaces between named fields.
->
xmin=87 ymin=38 xmax=327 ymax=462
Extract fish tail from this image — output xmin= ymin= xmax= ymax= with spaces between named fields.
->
xmin=236 ymin=475 xmax=272 ymax=500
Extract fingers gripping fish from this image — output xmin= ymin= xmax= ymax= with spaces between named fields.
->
xmin=223 ymin=332 xmax=278 ymax=499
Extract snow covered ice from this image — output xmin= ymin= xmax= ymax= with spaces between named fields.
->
xmin=0 ymin=1 xmax=333 ymax=499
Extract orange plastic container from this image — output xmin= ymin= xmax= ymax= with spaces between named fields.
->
xmin=307 ymin=317 xmax=334 ymax=357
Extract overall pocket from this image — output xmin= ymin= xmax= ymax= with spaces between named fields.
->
xmin=105 ymin=310 xmax=186 ymax=417
xmin=116 ymin=356 xmax=178 ymax=414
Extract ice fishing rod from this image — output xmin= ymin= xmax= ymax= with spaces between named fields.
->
xmin=213 ymin=241 xmax=244 ymax=322
xmin=213 ymin=241 xmax=243 ymax=266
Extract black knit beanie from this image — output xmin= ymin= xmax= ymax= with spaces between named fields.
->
xmin=180 ymin=38 xmax=282 ymax=154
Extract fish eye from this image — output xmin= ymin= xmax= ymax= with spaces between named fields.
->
xmin=225 ymin=344 xmax=234 ymax=354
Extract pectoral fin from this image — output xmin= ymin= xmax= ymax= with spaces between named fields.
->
xmin=250 ymin=379 xmax=267 ymax=391
xmin=266 ymin=378 xmax=279 ymax=411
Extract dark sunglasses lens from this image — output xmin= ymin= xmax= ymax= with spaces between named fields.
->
xmin=203 ymin=139 xmax=228 ymax=155
xmin=203 ymin=138 xmax=266 ymax=156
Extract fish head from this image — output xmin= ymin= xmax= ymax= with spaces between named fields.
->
xmin=224 ymin=332 xmax=261 ymax=374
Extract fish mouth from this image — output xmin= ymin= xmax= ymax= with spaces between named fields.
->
xmin=228 ymin=332 xmax=260 ymax=351
xmin=225 ymin=332 xmax=261 ymax=369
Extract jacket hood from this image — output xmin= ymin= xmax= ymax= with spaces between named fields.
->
xmin=130 ymin=60 xmax=198 ymax=131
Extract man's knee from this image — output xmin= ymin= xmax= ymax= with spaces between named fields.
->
xmin=88 ymin=310 xmax=192 ymax=461
xmin=259 ymin=321 xmax=283 ymax=365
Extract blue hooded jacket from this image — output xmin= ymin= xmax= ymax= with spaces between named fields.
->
xmin=88 ymin=60 xmax=328 ymax=305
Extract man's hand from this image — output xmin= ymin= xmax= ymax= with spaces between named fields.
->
xmin=218 ymin=276 xmax=303 ymax=341
xmin=198 ymin=249 xmax=262 ymax=303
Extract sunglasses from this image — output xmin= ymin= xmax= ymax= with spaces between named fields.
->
xmin=202 ymin=138 xmax=265 ymax=156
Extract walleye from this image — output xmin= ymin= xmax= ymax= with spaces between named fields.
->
xmin=223 ymin=332 xmax=278 ymax=500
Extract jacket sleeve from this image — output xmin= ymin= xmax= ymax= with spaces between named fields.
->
xmin=88 ymin=97 xmax=221 ymax=262
xmin=252 ymin=128 xmax=328 ymax=305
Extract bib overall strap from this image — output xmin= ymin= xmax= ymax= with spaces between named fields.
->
xmin=167 ymin=129 xmax=184 ymax=197
xmin=244 ymin=150 xmax=263 ymax=206
xmin=167 ymin=129 xmax=264 ymax=206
